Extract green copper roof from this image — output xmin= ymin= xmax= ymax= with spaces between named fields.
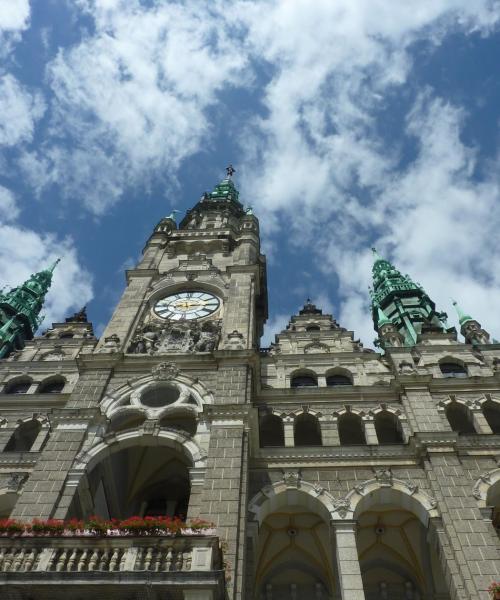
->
xmin=0 ymin=259 xmax=59 ymax=358
xmin=370 ymin=248 xmax=448 ymax=346
xmin=452 ymin=300 xmax=474 ymax=326
xmin=376 ymin=304 xmax=392 ymax=327
xmin=208 ymin=176 xmax=241 ymax=204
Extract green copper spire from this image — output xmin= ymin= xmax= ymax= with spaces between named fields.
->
xmin=452 ymin=300 xmax=473 ymax=326
xmin=0 ymin=259 xmax=60 ymax=358
xmin=179 ymin=164 xmax=245 ymax=229
xmin=370 ymin=249 xmax=449 ymax=346
xmin=208 ymin=164 xmax=242 ymax=204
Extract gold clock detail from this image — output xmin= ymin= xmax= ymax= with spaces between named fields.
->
xmin=153 ymin=291 xmax=221 ymax=321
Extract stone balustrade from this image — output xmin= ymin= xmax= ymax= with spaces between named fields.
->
xmin=0 ymin=534 xmax=220 ymax=573
xmin=0 ymin=535 xmax=223 ymax=600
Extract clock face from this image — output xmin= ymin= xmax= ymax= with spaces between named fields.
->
xmin=153 ymin=291 xmax=221 ymax=321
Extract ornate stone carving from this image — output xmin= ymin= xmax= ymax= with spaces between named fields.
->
xmin=398 ymin=360 xmax=416 ymax=374
xmin=313 ymin=483 xmax=325 ymax=496
xmin=354 ymin=483 xmax=366 ymax=495
xmin=128 ymin=320 xmax=221 ymax=355
xmin=282 ymin=470 xmax=301 ymax=488
xmin=98 ymin=334 xmax=120 ymax=353
xmin=151 ymin=362 xmax=179 ymax=381
xmin=375 ymin=467 xmax=393 ymax=486
xmin=403 ymin=479 xmax=419 ymax=495
xmin=6 ymin=472 xmax=28 ymax=492
xmin=304 ymin=341 xmax=330 ymax=354
xmin=333 ymin=497 xmax=351 ymax=518
xmin=224 ymin=330 xmax=245 ymax=350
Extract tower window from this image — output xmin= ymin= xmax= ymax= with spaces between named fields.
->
xmin=4 ymin=419 xmax=42 ymax=452
xmin=38 ymin=377 xmax=65 ymax=394
xmin=374 ymin=411 xmax=404 ymax=444
xmin=482 ymin=400 xmax=500 ymax=434
xmin=306 ymin=325 xmax=320 ymax=332
xmin=338 ymin=413 xmax=366 ymax=445
xmin=259 ymin=414 xmax=284 ymax=447
xmin=326 ymin=374 xmax=353 ymax=387
xmin=439 ymin=362 xmax=467 ymax=378
xmin=291 ymin=372 xmax=318 ymax=388
xmin=294 ymin=413 xmax=322 ymax=446
xmin=445 ymin=403 xmax=475 ymax=434
xmin=4 ymin=379 xmax=31 ymax=394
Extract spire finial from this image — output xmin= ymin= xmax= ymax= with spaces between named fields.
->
xmin=371 ymin=247 xmax=383 ymax=262
xmin=226 ymin=164 xmax=235 ymax=179
xmin=452 ymin=299 xmax=473 ymax=326
xmin=48 ymin=258 xmax=61 ymax=274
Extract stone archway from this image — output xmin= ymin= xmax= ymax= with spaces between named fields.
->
xmin=55 ymin=427 xmax=207 ymax=520
xmin=248 ymin=476 xmax=338 ymax=600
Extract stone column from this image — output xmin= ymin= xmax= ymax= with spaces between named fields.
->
xmin=332 ymin=521 xmax=366 ymax=600
xmin=321 ymin=420 xmax=340 ymax=446
xmin=471 ymin=409 xmax=493 ymax=434
xmin=284 ymin=418 xmax=294 ymax=447
xmin=362 ymin=418 xmax=378 ymax=445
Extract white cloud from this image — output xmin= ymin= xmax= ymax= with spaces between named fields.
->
xmin=229 ymin=1 xmax=500 ymax=345
xmin=21 ymin=0 xmax=250 ymax=213
xmin=0 ymin=185 xmax=20 ymax=221
xmin=0 ymin=0 xmax=30 ymax=57
xmin=0 ymin=187 xmax=93 ymax=330
xmin=0 ymin=74 xmax=45 ymax=146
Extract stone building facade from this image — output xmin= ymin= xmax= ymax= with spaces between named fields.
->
xmin=0 ymin=170 xmax=499 ymax=600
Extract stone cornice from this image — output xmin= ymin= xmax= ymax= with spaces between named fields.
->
xmin=256 ymin=386 xmax=400 ymax=402
xmin=125 ymin=268 xmax=158 ymax=283
xmin=411 ymin=431 xmax=457 ymax=456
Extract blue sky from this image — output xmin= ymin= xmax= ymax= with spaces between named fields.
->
xmin=1 ymin=0 xmax=500 ymax=347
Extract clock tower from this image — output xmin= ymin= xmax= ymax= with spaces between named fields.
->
xmin=90 ymin=166 xmax=267 ymax=599
xmin=96 ymin=166 xmax=267 ymax=355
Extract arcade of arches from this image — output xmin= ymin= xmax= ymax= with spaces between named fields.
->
xmin=252 ymin=490 xmax=451 ymax=600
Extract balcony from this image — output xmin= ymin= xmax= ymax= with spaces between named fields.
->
xmin=0 ymin=534 xmax=224 ymax=600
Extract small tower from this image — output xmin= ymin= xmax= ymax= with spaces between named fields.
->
xmin=452 ymin=300 xmax=490 ymax=345
xmin=374 ymin=304 xmax=404 ymax=349
xmin=370 ymin=249 xmax=448 ymax=346
xmin=0 ymin=260 xmax=59 ymax=358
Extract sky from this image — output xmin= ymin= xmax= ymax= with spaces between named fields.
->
xmin=1 ymin=0 xmax=500 ymax=348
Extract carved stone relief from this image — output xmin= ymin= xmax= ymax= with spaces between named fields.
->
xmin=128 ymin=319 xmax=221 ymax=354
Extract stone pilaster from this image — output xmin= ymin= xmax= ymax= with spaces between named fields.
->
xmin=332 ymin=521 xmax=366 ymax=600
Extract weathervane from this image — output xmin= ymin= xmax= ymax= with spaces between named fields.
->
xmin=226 ymin=164 xmax=235 ymax=178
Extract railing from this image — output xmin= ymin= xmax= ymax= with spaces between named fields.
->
xmin=0 ymin=535 xmax=221 ymax=574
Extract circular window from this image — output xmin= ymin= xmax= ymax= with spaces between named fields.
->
xmin=141 ymin=384 xmax=180 ymax=408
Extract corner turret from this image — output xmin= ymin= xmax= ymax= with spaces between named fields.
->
xmin=370 ymin=249 xmax=450 ymax=346
xmin=0 ymin=259 xmax=59 ymax=358
xmin=452 ymin=300 xmax=490 ymax=345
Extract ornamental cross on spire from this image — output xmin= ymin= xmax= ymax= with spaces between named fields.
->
xmin=226 ymin=164 xmax=235 ymax=178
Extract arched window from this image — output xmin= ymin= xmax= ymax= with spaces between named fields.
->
xmin=59 ymin=332 xmax=74 ymax=339
xmin=374 ymin=411 xmax=404 ymax=444
xmin=259 ymin=414 xmax=284 ymax=447
xmin=290 ymin=371 xmax=318 ymax=388
xmin=38 ymin=377 xmax=65 ymax=394
xmin=326 ymin=373 xmax=353 ymax=387
xmin=483 ymin=400 xmax=500 ymax=434
xmin=338 ymin=413 xmax=366 ymax=445
xmin=445 ymin=403 xmax=475 ymax=434
xmin=439 ymin=361 xmax=467 ymax=378
xmin=4 ymin=379 xmax=31 ymax=394
xmin=294 ymin=413 xmax=322 ymax=446
xmin=4 ymin=419 xmax=42 ymax=452
xmin=306 ymin=324 xmax=320 ymax=332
